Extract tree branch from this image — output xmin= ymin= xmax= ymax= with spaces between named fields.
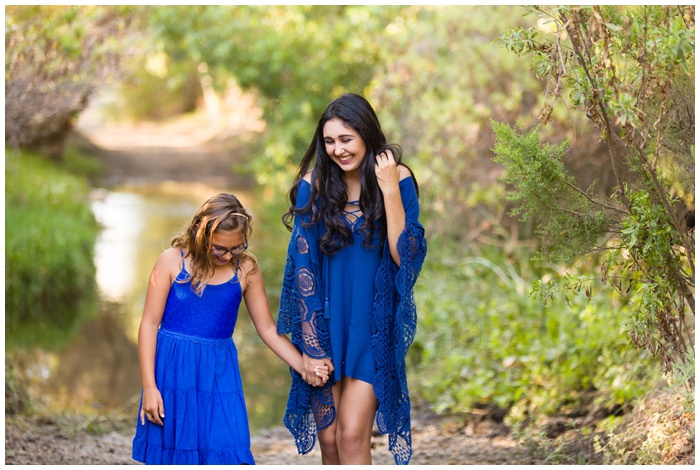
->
xmin=562 ymin=9 xmax=637 ymax=208
xmin=561 ymin=179 xmax=629 ymax=215
xmin=631 ymin=136 xmax=695 ymax=279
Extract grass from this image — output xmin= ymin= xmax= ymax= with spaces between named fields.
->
xmin=5 ymin=147 xmax=100 ymax=350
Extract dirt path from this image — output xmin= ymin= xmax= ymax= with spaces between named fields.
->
xmin=5 ymin=409 xmax=526 ymax=465
xmin=6 ymin=115 xmax=527 ymax=465
xmin=74 ymin=115 xmax=258 ymax=188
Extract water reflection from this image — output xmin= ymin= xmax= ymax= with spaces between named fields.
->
xmin=91 ymin=191 xmax=146 ymax=303
xmin=20 ymin=183 xmax=294 ymax=433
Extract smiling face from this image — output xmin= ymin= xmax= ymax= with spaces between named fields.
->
xmin=210 ymin=229 xmax=247 ymax=266
xmin=323 ymin=118 xmax=368 ymax=176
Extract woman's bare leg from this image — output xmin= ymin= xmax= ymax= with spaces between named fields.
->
xmin=336 ymin=377 xmax=378 ymax=465
xmin=317 ymin=381 xmax=342 ymax=464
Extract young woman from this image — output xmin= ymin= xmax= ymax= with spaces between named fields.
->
xmin=277 ymin=94 xmax=428 ymax=465
xmin=132 ymin=193 xmax=328 ymax=465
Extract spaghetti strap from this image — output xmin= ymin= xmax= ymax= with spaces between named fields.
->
xmin=177 ymin=249 xmax=191 ymax=280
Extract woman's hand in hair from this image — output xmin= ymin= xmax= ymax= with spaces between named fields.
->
xmin=376 ymin=149 xmax=410 ymax=265
xmin=375 ymin=149 xmax=400 ymax=196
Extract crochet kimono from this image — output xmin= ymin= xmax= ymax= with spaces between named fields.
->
xmin=277 ymin=194 xmax=427 ymax=465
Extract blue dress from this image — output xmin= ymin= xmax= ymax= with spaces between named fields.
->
xmin=132 ymin=253 xmax=255 ymax=465
xmin=325 ymin=197 xmax=381 ymax=384
xmin=278 ymin=176 xmax=427 ymax=464
xmin=300 ymin=177 xmax=420 ymax=385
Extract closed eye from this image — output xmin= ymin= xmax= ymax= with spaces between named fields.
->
xmin=324 ymin=135 xmax=354 ymax=144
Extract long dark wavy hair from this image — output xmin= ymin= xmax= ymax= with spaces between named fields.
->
xmin=283 ymin=93 xmax=419 ymax=255
xmin=171 ymin=193 xmax=256 ymax=294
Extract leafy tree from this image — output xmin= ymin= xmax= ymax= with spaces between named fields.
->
xmin=142 ymin=5 xmax=405 ymax=186
xmin=5 ymin=6 xmax=137 ymax=158
xmin=494 ymin=5 xmax=694 ymax=374
xmin=365 ymin=5 xmax=550 ymax=243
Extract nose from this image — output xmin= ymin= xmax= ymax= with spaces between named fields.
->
xmin=334 ymin=143 xmax=345 ymax=156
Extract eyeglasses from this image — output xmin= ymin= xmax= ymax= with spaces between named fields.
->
xmin=211 ymin=241 xmax=248 ymax=257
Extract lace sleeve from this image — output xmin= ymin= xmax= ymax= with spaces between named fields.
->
xmin=277 ymin=219 xmax=331 ymax=359
xmin=277 ymin=184 xmax=336 ymax=456
xmin=277 ymin=179 xmax=329 ymax=358
xmin=372 ymin=218 xmax=427 ymax=465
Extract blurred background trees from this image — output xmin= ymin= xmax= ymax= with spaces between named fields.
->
xmin=5 ymin=6 xmax=137 ymax=158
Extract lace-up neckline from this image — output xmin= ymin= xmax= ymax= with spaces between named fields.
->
xmin=343 ymin=200 xmax=362 ymax=228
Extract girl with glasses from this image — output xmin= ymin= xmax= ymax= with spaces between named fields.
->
xmin=132 ymin=192 xmax=329 ymax=465
xmin=278 ymin=94 xmax=428 ymax=465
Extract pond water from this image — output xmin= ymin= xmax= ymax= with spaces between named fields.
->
xmin=17 ymin=182 xmax=295 ymax=433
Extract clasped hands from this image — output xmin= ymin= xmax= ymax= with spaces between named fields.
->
xmin=302 ymin=353 xmax=334 ymax=387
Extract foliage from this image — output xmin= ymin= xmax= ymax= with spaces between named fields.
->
xmin=665 ymin=347 xmax=695 ymax=416
xmin=410 ymin=241 xmax=660 ymax=422
xmin=61 ymin=142 xmax=106 ymax=181
xmin=103 ymin=53 xmax=202 ymax=122
xmin=5 ymin=6 xmax=138 ymax=157
xmin=130 ymin=5 xmax=403 ymax=187
xmin=365 ymin=6 xmax=552 ymax=243
xmin=491 ymin=121 xmax=613 ymax=261
xmin=611 ymin=189 xmax=695 ymax=372
xmin=5 ymin=148 xmax=100 ymax=350
xmin=495 ymin=5 xmax=694 ymax=374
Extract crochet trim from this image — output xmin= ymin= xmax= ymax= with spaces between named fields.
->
xmin=277 ymin=215 xmax=426 ymax=464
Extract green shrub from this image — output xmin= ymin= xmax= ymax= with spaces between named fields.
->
xmin=5 ymin=148 xmax=99 ymax=350
xmin=410 ymin=239 xmax=661 ymax=422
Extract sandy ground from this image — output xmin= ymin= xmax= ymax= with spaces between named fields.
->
xmin=4 ymin=409 xmax=526 ymax=465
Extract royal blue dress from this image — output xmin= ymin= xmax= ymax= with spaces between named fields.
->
xmin=325 ymin=193 xmax=381 ymax=385
xmin=302 ymin=177 xmax=420 ymax=385
xmin=277 ymin=176 xmax=427 ymax=464
xmin=132 ymin=253 xmax=255 ymax=465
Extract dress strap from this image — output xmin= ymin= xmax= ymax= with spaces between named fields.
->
xmin=173 ymin=249 xmax=192 ymax=282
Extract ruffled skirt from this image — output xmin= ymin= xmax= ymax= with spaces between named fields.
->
xmin=132 ymin=328 xmax=255 ymax=465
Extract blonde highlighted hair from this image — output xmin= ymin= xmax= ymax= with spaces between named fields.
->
xmin=171 ymin=193 xmax=257 ymax=295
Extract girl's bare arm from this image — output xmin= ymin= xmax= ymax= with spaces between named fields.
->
xmin=242 ymin=262 xmax=330 ymax=386
xmin=136 ymin=248 xmax=177 ymax=425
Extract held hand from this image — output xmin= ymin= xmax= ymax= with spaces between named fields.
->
xmin=313 ymin=363 xmax=331 ymax=387
xmin=140 ymin=385 xmax=165 ymax=426
xmin=374 ymin=149 xmax=400 ymax=195
xmin=302 ymin=353 xmax=334 ymax=387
